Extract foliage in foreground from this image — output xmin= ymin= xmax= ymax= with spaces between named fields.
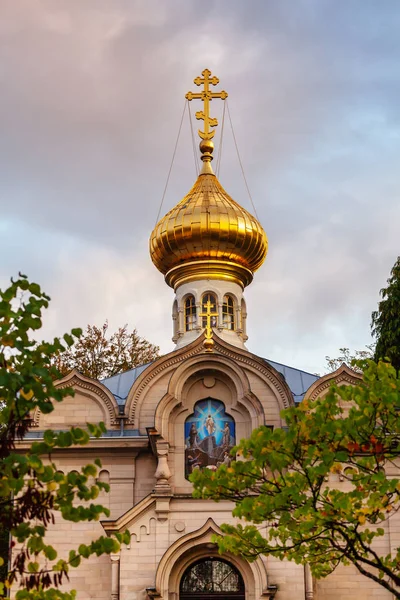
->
xmin=0 ymin=275 xmax=130 ymax=600
xmin=372 ymin=255 xmax=400 ymax=372
xmin=192 ymin=360 xmax=400 ymax=598
xmin=52 ymin=321 xmax=160 ymax=380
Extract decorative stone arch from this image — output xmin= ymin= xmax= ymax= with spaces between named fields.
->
xmin=124 ymin=337 xmax=206 ymax=424
xmin=31 ymin=369 xmax=120 ymax=427
xmin=198 ymin=286 xmax=224 ymax=306
xmin=153 ymin=354 xmax=265 ymax=439
xmin=154 ymin=519 xmax=269 ymax=600
xmin=304 ymin=363 xmax=362 ymax=402
xmin=213 ymin=337 xmax=294 ymax=410
xmin=181 ymin=291 xmax=197 ymax=308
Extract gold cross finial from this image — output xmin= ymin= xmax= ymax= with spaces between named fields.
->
xmin=199 ymin=298 xmax=219 ymax=352
xmin=185 ymin=69 xmax=228 ymax=142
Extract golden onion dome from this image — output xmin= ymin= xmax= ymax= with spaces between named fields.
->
xmin=150 ymin=141 xmax=268 ymax=290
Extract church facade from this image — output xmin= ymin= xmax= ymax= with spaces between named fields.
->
xmin=19 ymin=71 xmax=397 ymax=600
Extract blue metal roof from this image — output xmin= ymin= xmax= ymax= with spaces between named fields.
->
xmin=100 ymin=362 xmax=152 ymax=406
xmin=264 ymin=358 xmax=319 ymax=403
xmin=101 ymin=358 xmax=319 ymax=406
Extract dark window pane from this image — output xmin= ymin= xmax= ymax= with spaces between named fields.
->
xmin=180 ymin=559 xmax=244 ymax=595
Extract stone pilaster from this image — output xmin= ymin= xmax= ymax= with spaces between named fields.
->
xmin=110 ymin=553 xmax=120 ymax=600
xmin=154 ymin=439 xmax=171 ymax=494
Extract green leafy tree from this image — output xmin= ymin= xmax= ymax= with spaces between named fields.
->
xmin=0 ymin=275 xmax=130 ymax=600
xmin=372 ymin=256 xmax=400 ymax=371
xmin=53 ymin=322 xmax=160 ymax=380
xmin=192 ymin=360 xmax=400 ymax=597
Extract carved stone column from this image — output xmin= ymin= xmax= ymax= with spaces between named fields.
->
xmin=154 ymin=439 xmax=171 ymax=494
xmin=304 ymin=564 xmax=314 ymax=599
xmin=177 ymin=307 xmax=184 ymax=339
xmin=110 ymin=553 xmax=120 ymax=600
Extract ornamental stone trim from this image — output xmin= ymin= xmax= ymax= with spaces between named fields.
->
xmin=56 ymin=374 xmax=119 ymax=425
xmin=33 ymin=370 xmax=119 ymax=426
xmin=304 ymin=363 xmax=362 ymax=402
xmin=212 ymin=340 xmax=294 ymax=409
xmin=126 ymin=343 xmax=205 ymax=424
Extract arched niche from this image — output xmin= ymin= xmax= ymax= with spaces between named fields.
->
xmin=154 ymin=519 xmax=268 ymax=600
xmin=180 ymin=558 xmax=244 ymax=599
xmin=184 ymin=398 xmax=236 ymax=479
xmin=153 ymin=355 xmax=265 ymax=442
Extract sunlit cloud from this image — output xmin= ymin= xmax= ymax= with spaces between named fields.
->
xmin=1 ymin=0 xmax=399 ymax=374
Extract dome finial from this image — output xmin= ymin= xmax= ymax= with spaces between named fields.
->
xmin=185 ymin=68 xmax=228 ymax=165
xmin=150 ymin=71 xmax=268 ymax=291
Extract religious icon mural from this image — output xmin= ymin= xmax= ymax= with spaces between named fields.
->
xmin=185 ymin=398 xmax=236 ymax=479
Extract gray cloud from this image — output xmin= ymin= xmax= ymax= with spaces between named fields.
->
xmin=1 ymin=0 xmax=399 ymax=374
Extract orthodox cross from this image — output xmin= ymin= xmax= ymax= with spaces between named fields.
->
xmin=185 ymin=69 xmax=228 ymax=140
xmin=199 ymin=298 xmax=219 ymax=349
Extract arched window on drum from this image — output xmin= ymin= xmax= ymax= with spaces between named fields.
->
xmin=185 ymin=295 xmax=197 ymax=331
xmin=222 ymin=295 xmax=235 ymax=330
xmin=201 ymin=293 xmax=218 ymax=328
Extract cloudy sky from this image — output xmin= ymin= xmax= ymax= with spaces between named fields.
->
xmin=1 ymin=0 xmax=399 ymax=375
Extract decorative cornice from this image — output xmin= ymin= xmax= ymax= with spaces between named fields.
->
xmin=126 ymin=336 xmax=207 ymax=423
xmin=33 ymin=369 xmax=120 ymax=427
xmin=16 ymin=437 xmax=147 ymax=451
xmin=126 ymin=333 xmax=294 ymax=425
xmin=212 ymin=336 xmax=294 ymax=409
xmin=304 ymin=363 xmax=363 ymax=402
xmin=101 ymin=493 xmax=156 ymax=534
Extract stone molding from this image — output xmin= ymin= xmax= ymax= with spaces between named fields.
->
xmin=32 ymin=369 xmax=120 ymax=427
xmin=125 ymin=336 xmax=206 ymax=424
xmin=154 ymin=518 xmax=269 ymax=600
xmin=212 ymin=338 xmax=294 ymax=409
xmin=101 ymin=493 xmax=155 ymax=534
xmin=153 ymin=355 xmax=265 ymax=440
xmin=126 ymin=333 xmax=294 ymax=427
xmin=304 ymin=363 xmax=362 ymax=402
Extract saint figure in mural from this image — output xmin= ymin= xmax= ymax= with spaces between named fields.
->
xmin=205 ymin=414 xmax=216 ymax=436
xmin=185 ymin=398 xmax=235 ymax=479
xmin=188 ymin=423 xmax=199 ymax=448
xmin=222 ymin=422 xmax=231 ymax=448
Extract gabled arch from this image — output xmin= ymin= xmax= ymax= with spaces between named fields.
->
xmin=154 ymin=518 xmax=268 ymax=600
xmin=212 ymin=336 xmax=294 ymax=410
xmin=124 ymin=336 xmax=206 ymax=424
xmin=125 ymin=333 xmax=294 ymax=428
xmin=32 ymin=369 xmax=120 ymax=427
xmin=153 ymin=354 xmax=265 ymax=439
xmin=304 ymin=363 xmax=362 ymax=402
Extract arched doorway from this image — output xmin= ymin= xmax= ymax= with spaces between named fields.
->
xmin=180 ymin=558 xmax=245 ymax=600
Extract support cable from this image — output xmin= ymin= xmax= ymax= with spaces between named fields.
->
xmin=188 ymin=100 xmax=199 ymax=177
xmin=216 ymin=100 xmax=226 ymax=178
xmin=154 ymin=100 xmax=187 ymax=226
xmin=226 ymin=100 xmax=260 ymax=221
